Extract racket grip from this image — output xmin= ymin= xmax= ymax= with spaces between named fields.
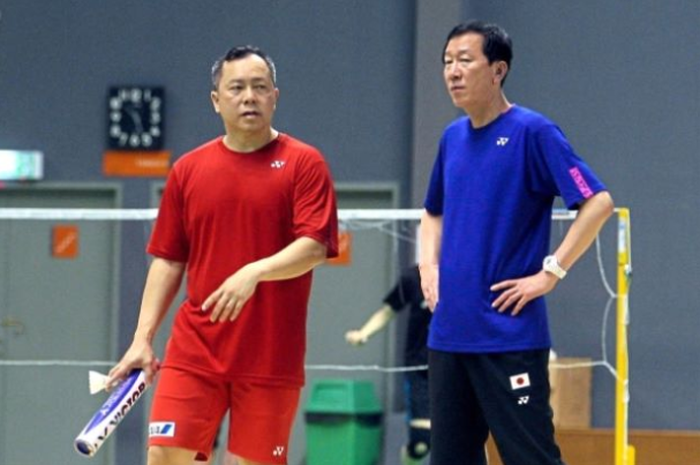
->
xmin=74 ymin=369 xmax=149 ymax=457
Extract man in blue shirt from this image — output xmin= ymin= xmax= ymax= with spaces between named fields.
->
xmin=420 ymin=21 xmax=614 ymax=465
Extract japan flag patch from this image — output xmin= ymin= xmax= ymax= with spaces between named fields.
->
xmin=509 ymin=373 xmax=531 ymax=390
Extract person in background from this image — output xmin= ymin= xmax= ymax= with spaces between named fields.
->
xmin=107 ymin=45 xmax=338 ymax=465
xmin=346 ymin=265 xmax=432 ymax=465
xmin=420 ymin=21 xmax=614 ymax=465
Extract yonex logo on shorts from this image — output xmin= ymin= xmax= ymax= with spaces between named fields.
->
xmin=149 ymin=422 xmax=176 ymax=437
xmin=273 ymin=445 xmax=285 ymax=456
xmin=509 ymin=372 xmax=531 ymax=390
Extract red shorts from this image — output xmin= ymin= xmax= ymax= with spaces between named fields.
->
xmin=148 ymin=367 xmax=300 ymax=463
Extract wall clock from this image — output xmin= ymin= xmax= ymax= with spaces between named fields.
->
xmin=107 ymin=86 xmax=164 ymax=150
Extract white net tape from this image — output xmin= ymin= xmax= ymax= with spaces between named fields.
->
xmin=0 ymin=208 xmax=579 ymax=221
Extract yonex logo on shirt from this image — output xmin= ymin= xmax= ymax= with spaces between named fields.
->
xmin=273 ymin=445 xmax=285 ymax=456
xmin=271 ymin=160 xmax=285 ymax=169
xmin=496 ymin=137 xmax=509 ymax=146
xmin=518 ymin=396 xmax=529 ymax=405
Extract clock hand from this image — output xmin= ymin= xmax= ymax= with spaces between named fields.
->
xmin=126 ymin=109 xmax=144 ymax=133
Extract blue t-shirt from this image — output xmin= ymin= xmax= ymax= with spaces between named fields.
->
xmin=424 ymin=105 xmax=606 ymax=353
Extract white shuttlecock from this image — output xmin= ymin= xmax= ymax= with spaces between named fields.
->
xmin=89 ymin=371 xmax=110 ymax=395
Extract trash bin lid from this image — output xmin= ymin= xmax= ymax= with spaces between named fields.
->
xmin=305 ymin=379 xmax=382 ymax=414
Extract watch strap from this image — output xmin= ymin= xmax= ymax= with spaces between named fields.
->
xmin=543 ymin=255 xmax=567 ymax=279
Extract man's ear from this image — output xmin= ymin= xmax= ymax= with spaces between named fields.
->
xmin=211 ymin=90 xmax=220 ymax=113
xmin=493 ymin=62 xmax=508 ymax=84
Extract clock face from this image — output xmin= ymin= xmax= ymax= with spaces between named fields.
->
xmin=107 ymin=86 xmax=165 ymax=150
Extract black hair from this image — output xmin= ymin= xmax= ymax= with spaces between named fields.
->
xmin=211 ymin=45 xmax=277 ymax=90
xmin=443 ymin=20 xmax=513 ymax=84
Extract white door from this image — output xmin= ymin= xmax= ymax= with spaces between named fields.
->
xmin=0 ymin=185 xmax=119 ymax=465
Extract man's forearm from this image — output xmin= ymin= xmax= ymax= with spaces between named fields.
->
xmin=555 ymin=191 xmax=615 ymax=271
xmin=359 ymin=305 xmax=395 ymax=339
xmin=251 ymin=236 xmax=328 ymax=282
xmin=419 ymin=210 xmax=443 ymax=267
xmin=133 ymin=257 xmax=186 ymax=343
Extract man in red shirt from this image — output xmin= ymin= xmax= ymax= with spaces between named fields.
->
xmin=107 ymin=45 xmax=338 ymax=465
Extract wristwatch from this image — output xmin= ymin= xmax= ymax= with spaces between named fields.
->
xmin=543 ymin=255 xmax=567 ymax=279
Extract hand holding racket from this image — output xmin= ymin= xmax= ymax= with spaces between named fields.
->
xmin=106 ymin=337 xmax=160 ymax=389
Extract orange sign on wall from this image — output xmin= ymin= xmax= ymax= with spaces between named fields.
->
xmin=52 ymin=225 xmax=79 ymax=259
xmin=327 ymin=230 xmax=352 ymax=266
xmin=102 ymin=150 xmax=171 ymax=177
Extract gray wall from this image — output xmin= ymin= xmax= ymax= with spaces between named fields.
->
xmin=1 ymin=0 xmax=699 ymax=462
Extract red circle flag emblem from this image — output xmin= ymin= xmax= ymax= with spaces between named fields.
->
xmin=509 ymin=372 xmax=531 ymax=390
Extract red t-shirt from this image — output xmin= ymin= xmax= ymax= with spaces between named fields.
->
xmin=148 ymin=134 xmax=338 ymax=387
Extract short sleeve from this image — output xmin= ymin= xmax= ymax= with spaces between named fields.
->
xmin=147 ymin=168 xmax=189 ymax=261
xmin=383 ymin=275 xmax=410 ymax=313
xmin=527 ymin=124 xmax=607 ymax=209
xmin=292 ymin=151 xmax=339 ymax=258
xmin=382 ymin=267 xmax=420 ymax=312
xmin=424 ymin=136 xmax=446 ymax=215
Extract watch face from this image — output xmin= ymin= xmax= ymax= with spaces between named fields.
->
xmin=107 ymin=86 xmax=164 ymax=150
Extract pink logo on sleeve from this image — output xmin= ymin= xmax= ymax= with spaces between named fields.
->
xmin=569 ymin=167 xmax=594 ymax=198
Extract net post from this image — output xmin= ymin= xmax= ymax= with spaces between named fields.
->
xmin=615 ymin=208 xmax=632 ymax=465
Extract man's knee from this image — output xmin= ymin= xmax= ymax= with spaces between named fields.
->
xmin=237 ymin=456 xmax=275 ymax=465
xmin=147 ymin=445 xmax=197 ymax=465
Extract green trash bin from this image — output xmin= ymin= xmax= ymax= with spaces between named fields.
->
xmin=305 ymin=379 xmax=383 ymax=465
